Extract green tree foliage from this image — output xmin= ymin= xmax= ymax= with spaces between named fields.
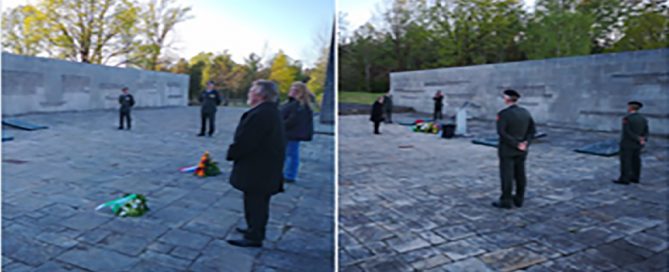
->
xmin=132 ymin=0 xmax=192 ymax=70
xmin=269 ymin=51 xmax=299 ymax=98
xmin=522 ymin=0 xmax=594 ymax=59
xmin=2 ymin=5 xmax=49 ymax=56
xmin=1 ymin=0 xmax=190 ymax=69
xmin=170 ymin=58 xmax=190 ymax=74
xmin=307 ymin=47 xmax=329 ymax=104
xmin=609 ymin=2 xmax=669 ymax=52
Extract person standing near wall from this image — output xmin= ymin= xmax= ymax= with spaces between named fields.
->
xmin=118 ymin=87 xmax=135 ymax=130
xmin=370 ymin=96 xmax=385 ymax=134
xmin=383 ymin=91 xmax=393 ymax=123
xmin=493 ymin=89 xmax=536 ymax=209
xmin=227 ymin=80 xmax=285 ymax=247
xmin=198 ymin=81 xmax=222 ymax=137
xmin=613 ymin=101 xmax=649 ymax=185
xmin=280 ymin=82 xmax=315 ymax=183
xmin=433 ymin=90 xmax=444 ymax=120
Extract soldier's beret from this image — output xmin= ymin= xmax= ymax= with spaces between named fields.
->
xmin=503 ymin=89 xmax=520 ymax=98
xmin=628 ymin=101 xmax=643 ymax=108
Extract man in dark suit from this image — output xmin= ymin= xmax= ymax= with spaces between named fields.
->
xmin=613 ymin=101 xmax=649 ymax=185
xmin=493 ymin=89 xmax=536 ymax=209
xmin=198 ymin=81 xmax=222 ymax=137
xmin=227 ymin=80 xmax=286 ymax=247
xmin=118 ymin=87 xmax=135 ymax=130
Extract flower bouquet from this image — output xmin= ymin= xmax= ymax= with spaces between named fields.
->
xmin=95 ymin=193 xmax=149 ymax=217
xmin=194 ymin=151 xmax=222 ymax=177
xmin=412 ymin=120 xmax=440 ymax=134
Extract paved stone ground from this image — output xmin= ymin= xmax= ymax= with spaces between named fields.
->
xmin=2 ymin=106 xmax=334 ymax=272
xmin=339 ymin=113 xmax=668 ymax=272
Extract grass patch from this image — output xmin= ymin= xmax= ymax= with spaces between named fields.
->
xmin=338 ymin=91 xmax=384 ymax=105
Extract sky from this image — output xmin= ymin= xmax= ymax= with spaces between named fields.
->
xmin=1 ymin=0 xmax=335 ymax=67
xmin=339 ymin=0 xmax=537 ymax=32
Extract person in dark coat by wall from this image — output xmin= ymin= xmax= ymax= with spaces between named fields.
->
xmin=370 ymin=96 xmax=385 ymax=134
xmin=493 ymin=89 xmax=536 ymax=209
xmin=118 ymin=87 xmax=135 ymax=130
xmin=433 ymin=90 xmax=444 ymax=120
xmin=198 ymin=81 xmax=222 ymax=137
xmin=613 ymin=101 xmax=649 ymax=185
xmin=226 ymin=80 xmax=286 ymax=248
xmin=383 ymin=91 xmax=393 ymax=123
xmin=280 ymin=82 xmax=315 ymax=183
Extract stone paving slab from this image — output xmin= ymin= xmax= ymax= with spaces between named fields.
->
xmin=3 ymin=106 xmax=334 ymax=271
xmin=339 ymin=113 xmax=669 ymax=271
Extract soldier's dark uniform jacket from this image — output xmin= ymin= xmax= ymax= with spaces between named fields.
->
xmin=497 ymin=105 xmax=536 ymax=157
xmin=199 ymin=90 xmax=222 ymax=114
xmin=119 ymin=94 xmax=135 ymax=112
xmin=496 ymin=104 xmax=536 ymax=207
xmin=618 ymin=112 xmax=649 ymax=183
xmin=198 ymin=89 xmax=222 ymax=135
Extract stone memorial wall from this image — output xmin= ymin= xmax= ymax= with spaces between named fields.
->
xmin=390 ymin=48 xmax=669 ymax=135
xmin=2 ymin=52 xmax=189 ymax=116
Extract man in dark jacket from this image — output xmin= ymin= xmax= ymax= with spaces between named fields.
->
xmin=493 ymin=89 xmax=536 ymax=209
xmin=613 ymin=101 xmax=649 ymax=185
xmin=433 ymin=90 xmax=444 ymax=120
xmin=383 ymin=92 xmax=393 ymax=123
xmin=198 ymin=81 xmax=222 ymax=137
xmin=227 ymin=80 xmax=286 ymax=248
xmin=370 ymin=96 xmax=385 ymax=134
xmin=118 ymin=87 xmax=135 ymax=130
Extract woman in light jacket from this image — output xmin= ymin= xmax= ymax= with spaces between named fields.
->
xmin=280 ymin=82 xmax=315 ymax=183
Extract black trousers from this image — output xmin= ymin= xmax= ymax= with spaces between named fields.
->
xmin=619 ymin=147 xmax=641 ymax=182
xmin=119 ymin=111 xmax=131 ymax=128
xmin=499 ymin=154 xmax=527 ymax=206
xmin=433 ymin=106 xmax=443 ymax=120
xmin=373 ymin=121 xmax=381 ymax=134
xmin=243 ymin=193 xmax=271 ymax=241
xmin=385 ymin=110 xmax=392 ymax=123
xmin=200 ymin=112 xmax=215 ymax=135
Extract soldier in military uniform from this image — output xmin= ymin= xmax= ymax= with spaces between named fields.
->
xmin=118 ymin=87 xmax=135 ymax=130
xmin=613 ymin=101 xmax=649 ymax=185
xmin=493 ymin=89 xmax=536 ymax=209
xmin=198 ymin=81 xmax=222 ymax=137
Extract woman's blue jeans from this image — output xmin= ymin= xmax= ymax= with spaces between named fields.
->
xmin=284 ymin=141 xmax=300 ymax=181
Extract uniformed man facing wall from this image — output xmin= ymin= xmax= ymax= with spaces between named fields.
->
xmin=118 ymin=87 xmax=135 ymax=130
xmin=198 ymin=81 xmax=222 ymax=137
xmin=613 ymin=101 xmax=649 ymax=185
xmin=493 ymin=89 xmax=536 ymax=209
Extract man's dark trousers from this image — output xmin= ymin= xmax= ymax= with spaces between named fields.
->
xmin=200 ymin=112 xmax=215 ymax=135
xmin=243 ymin=193 xmax=271 ymax=241
xmin=119 ymin=111 xmax=131 ymax=129
xmin=499 ymin=154 xmax=527 ymax=206
xmin=619 ymin=147 xmax=641 ymax=182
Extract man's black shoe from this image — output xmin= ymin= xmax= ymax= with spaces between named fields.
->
xmin=197 ymin=133 xmax=205 ymax=137
xmin=492 ymin=201 xmax=512 ymax=209
xmin=612 ymin=179 xmax=630 ymax=185
xmin=227 ymin=239 xmax=262 ymax=248
xmin=118 ymin=127 xmax=124 ymax=130
xmin=236 ymin=227 xmax=248 ymax=235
